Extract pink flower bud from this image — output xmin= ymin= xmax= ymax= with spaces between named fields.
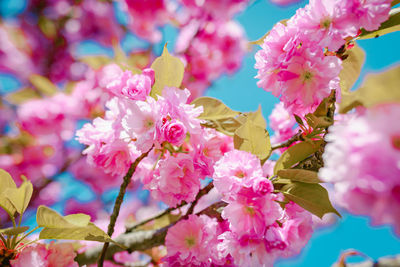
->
xmin=161 ymin=119 xmax=187 ymax=146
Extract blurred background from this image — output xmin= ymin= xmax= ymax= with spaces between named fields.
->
xmin=0 ymin=0 xmax=399 ymax=266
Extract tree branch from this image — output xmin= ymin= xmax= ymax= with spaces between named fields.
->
xmin=76 ymin=200 xmax=227 ymax=266
xmin=97 ymin=146 xmax=154 ymax=267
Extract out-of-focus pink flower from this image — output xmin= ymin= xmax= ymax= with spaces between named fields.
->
xmin=69 ymin=157 xmax=120 ymax=194
xmin=280 ymin=202 xmax=314 ymax=257
xmin=11 ymin=243 xmax=78 ymax=267
xmin=270 ymin=0 xmax=301 ymax=6
xmin=146 ymin=153 xmax=201 ymax=207
xmin=0 ymin=139 xmax=63 ymax=185
xmin=213 ymin=150 xmax=263 ymax=199
xmin=164 ymin=214 xmax=222 ymax=265
xmin=320 ymin=104 xmax=400 ymax=235
xmin=177 ymin=20 xmax=247 ymax=100
xmin=123 ymin=0 xmax=173 ymax=43
xmin=107 ymin=68 xmax=154 ymax=101
xmin=18 ymin=93 xmax=79 ymax=140
xmin=64 ymin=199 xmax=103 ymax=221
xmin=179 ymin=0 xmax=249 ymax=21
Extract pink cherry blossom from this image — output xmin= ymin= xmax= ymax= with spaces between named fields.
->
xmin=222 ymin=187 xmax=283 ymax=236
xmin=179 ymin=0 xmax=250 ymax=21
xmin=11 ymin=243 xmax=78 ymax=267
xmin=288 ymin=0 xmax=358 ymax=51
xmin=255 ymin=22 xmax=342 ymax=116
xmin=177 ymin=20 xmax=247 ymax=100
xmin=157 ymin=118 xmax=187 ymax=146
xmin=106 ymin=68 xmax=154 ymax=101
xmin=146 ymin=153 xmax=201 ymax=207
xmin=122 ymin=96 xmax=161 ymax=152
xmin=213 ymin=150 xmax=263 ymax=199
xmin=164 ymin=214 xmax=222 ymax=266
xmin=218 ymin=232 xmax=275 ymax=267
xmin=346 ymin=0 xmax=392 ymax=31
xmin=122 ymin=0 xmax=173 ymax=43
xmin=320 ymin=104 xmax=400 ymax=234
xmin=18 ymin=93 xmax=79 ymax=140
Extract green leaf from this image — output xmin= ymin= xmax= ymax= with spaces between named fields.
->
xmin=4 ymin=180 xmax=33 ymax=214
xmin=0 ymin=169 xmax=16 ymax=190
xmin=0 ymin=169 xmax=17 ymax=217
xmin=39 ymin=222 xmax=113 ymax=243
xmin=37 ymin=206 xmax=89 ymax=228
xmin=247 ymin=105 xmax=266 ymax=129
xmin=79 ymin=56 xmax=112 ymax=70
xmin=64 ymin=214 xmax=91 ymax=227
xmin=277 ymin=169 xmax=321 ymax=183
xmin=282 ymin=182 xmax=340 ymax=218
xmin=150 ymin=44 xmax=184 ymax=98
xmin=339 ymin=43 xmax=365 ymax=93
xmin=294 ymin=114 xmax=304 ymax=126
xmin=29 ymin=74 xmax=58 ymax=96
xmin=339 ymin=65 xmax=400 ymax=113
xmin=234 ymin=119 xmax=271 ymax=160
xmin=5 ymin=88 xmax=41 ymax=104
xmin=274 ymin=141 xmax=323 ymax=175
xmin=0 ymin=226 xmax=29 ymax=235
xmin=192 ymin=97 xmax=240 ymax=120
xmin=358 ymin=7 xmax=400 ymax=39
xmin=37 ymin=206 xmax=115 ymax=244
xmin=305 ymin=114 xmax=333 ymax=129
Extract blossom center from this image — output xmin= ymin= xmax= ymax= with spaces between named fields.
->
xmin=244 ymin=206 xmax=255 ymax=216
xmin=145 ymin=119 xmax=154 ymax=129
xmin=184 ymin=236 xmax=196 ymax=248
xmin=302 ymin=71 xmax=314 ymax=83
xmin=320 ymin=17 xmax=332 ymax=29
xmin=234 ymin=170 xmax=245 ymax=178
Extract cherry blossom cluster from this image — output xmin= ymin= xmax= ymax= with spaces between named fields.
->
xmin=77 ymin=64 xmax=232 ymax=207
xmin=320 ymin=104 xmax=400 ymax=235
xmin=255 ymin=0 xmax=392 ymax=116
xmin=0 ymin=0 xmax=122 ymax=82
xmin=163 ymin=150 xmax=313 ymax=266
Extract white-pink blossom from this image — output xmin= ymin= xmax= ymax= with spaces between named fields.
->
xmin=320 ymin=104 xmax=400 ymax=234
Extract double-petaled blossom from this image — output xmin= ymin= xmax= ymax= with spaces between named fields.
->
xmin=255 ymin=22 xmax=342 ymax=116
xmin=164 ymin=214 xmax=223 ymax=266
xmin=107 ymin=67 xmax=155 ymax=101
xmin=212 ymin=150 xmax=264 ymax=199
xmin=320 ymin=104 xmax=400 ymax=234
xmin=146 ymin=153 xmax=201 ymax=207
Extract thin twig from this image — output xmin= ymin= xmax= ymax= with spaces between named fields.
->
xmin=271 ymin=130 xmax=304 ymax=151
xmin=184 ymin=182 xmax=214 ymax=217
xmin=98 ymin=146 xmax=154 ymax=267
xmin=125 ymin=202 xmax=188 ymax=233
